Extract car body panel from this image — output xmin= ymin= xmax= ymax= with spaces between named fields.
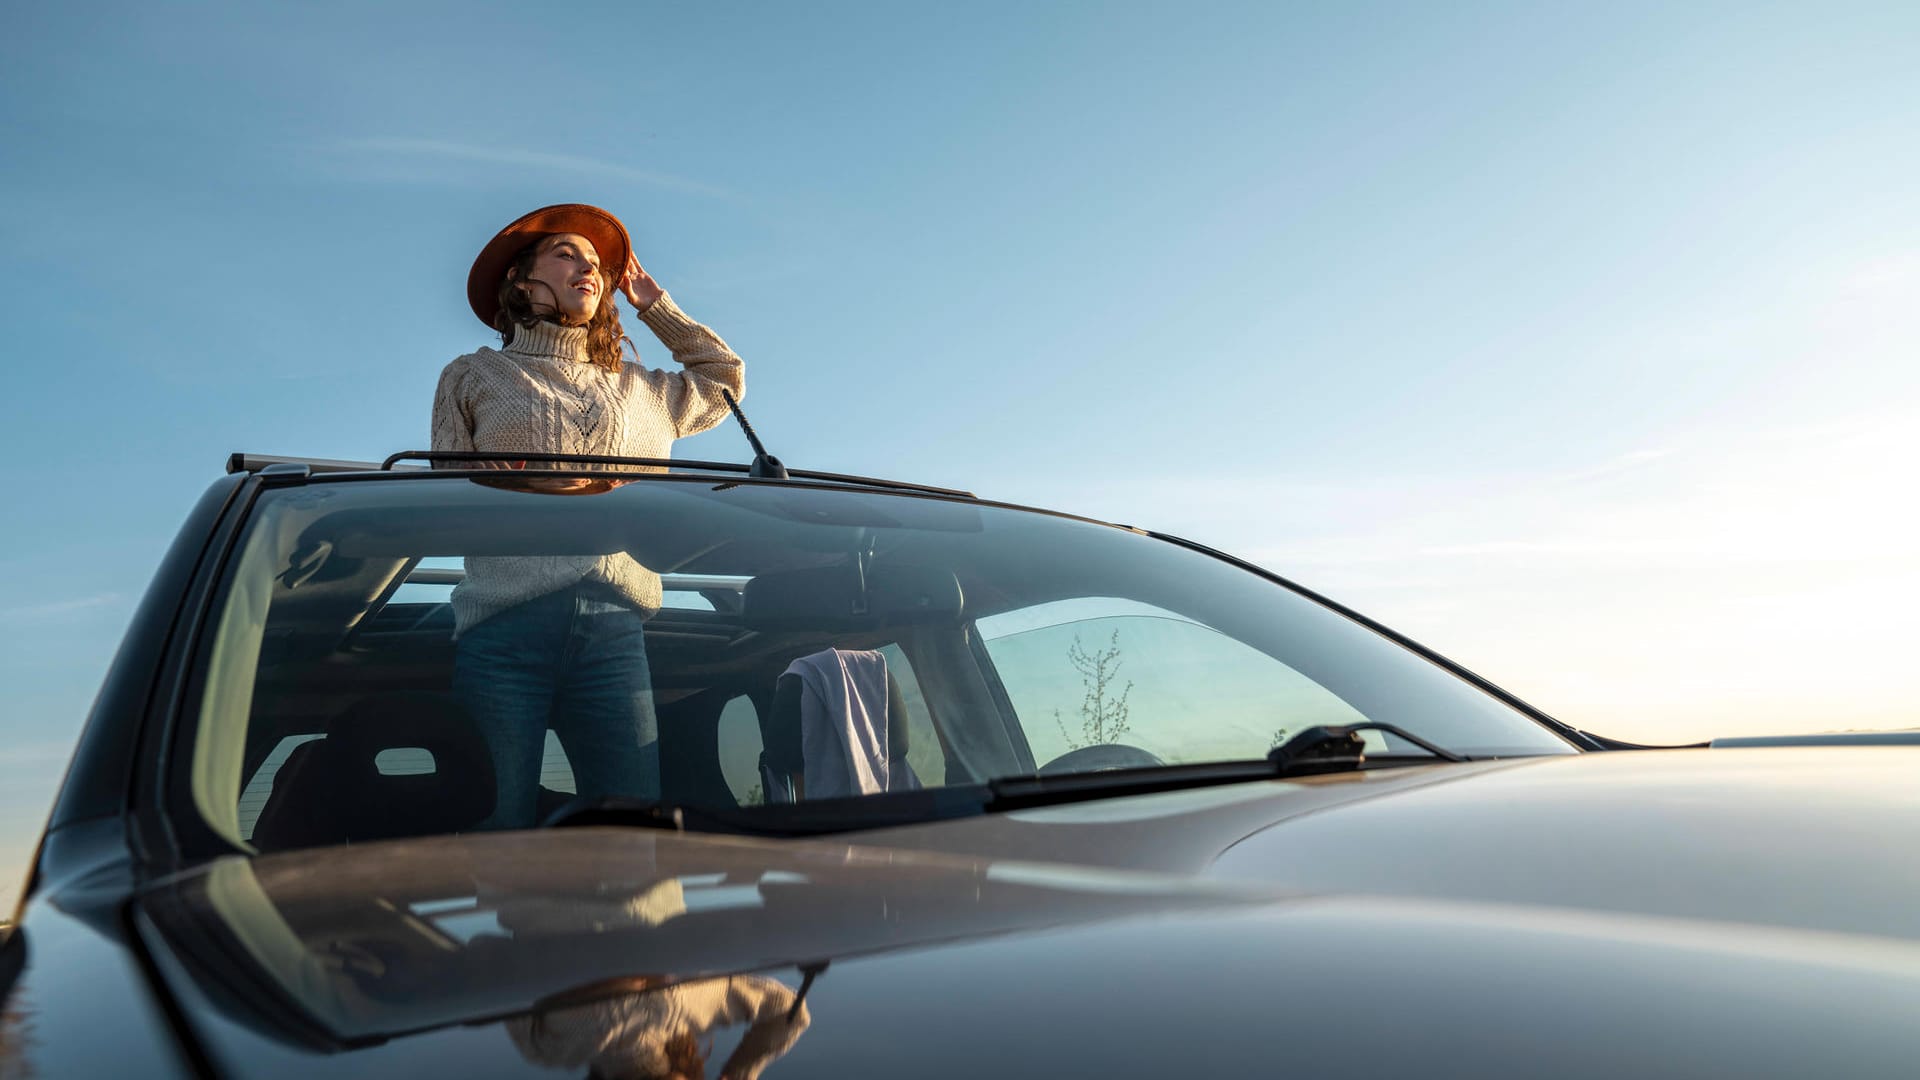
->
xmin=16 ymin=741 xmax=1920 ymax=1078
xmin=838 ymin=759 xmax=1533 ymax=874
xmin=132 ymin=829 xmax=1274 ymax=1045
xmin=2 ymin=883 xmax=198 ymax=1077
xmin=863 ymin=747 xmax=1920 ymax=941
xmin=1204 ymin=746 xmax=1920 ymax=940
xmin=113 ymin=793 xmax=1920 ymax=1078
xmin=130 ymin=900 xmax=1920 ymax=1079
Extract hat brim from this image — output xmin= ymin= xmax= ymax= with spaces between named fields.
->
xmin=466 ymin=204 xmax=633 ymax=330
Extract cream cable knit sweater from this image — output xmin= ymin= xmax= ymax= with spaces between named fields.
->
xmin=506 ymin=975 xmax=808 ymax=1080
xmin=430 ymin=294 xmax=745 ymax=635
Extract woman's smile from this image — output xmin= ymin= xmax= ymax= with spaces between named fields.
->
xmin=520 ymin=232 xmax=606 ymax=323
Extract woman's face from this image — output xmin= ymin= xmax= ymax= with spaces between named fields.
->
xmin=516 ymin=233 xmax=605 ymax=324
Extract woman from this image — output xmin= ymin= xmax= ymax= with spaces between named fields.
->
xmin=431 ymin=203 xmax=745 ymax=829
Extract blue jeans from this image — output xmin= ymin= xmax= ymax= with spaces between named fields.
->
xmin=453 ymin=582 xmax=661 ymax=830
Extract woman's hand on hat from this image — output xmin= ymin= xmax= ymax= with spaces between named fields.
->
xmin=620 ymin=255 xmax=664 ymax=313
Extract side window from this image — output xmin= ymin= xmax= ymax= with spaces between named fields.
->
xmin=977 ymin=598 xmax=1366 ymax=768
xmin=358 ymin=557 xmax=461 ymax=637
xmin=538 ymin=730 xmax=576 ymax=795
xmin=387 ymin=555 xmax=462 ymax=605
xmin=716 ymin=695 xmax=764 ymax=805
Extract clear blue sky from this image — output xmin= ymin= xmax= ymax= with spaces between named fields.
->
xmin=4 ymin=1 xmax=1918 ymax=907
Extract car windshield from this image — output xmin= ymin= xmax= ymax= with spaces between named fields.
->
xmin=187 ymin=474 xmax=1573 ymax=851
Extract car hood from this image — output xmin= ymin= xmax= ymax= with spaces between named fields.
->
xmin=862 ymin=746 xmax=1920 ymax=941
xmin=134 ymin=747 xmax=1920 ymax=1078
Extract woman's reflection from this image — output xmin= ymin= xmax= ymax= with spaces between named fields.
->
xmin=507 ymin=973 xmax=808 ymax=1080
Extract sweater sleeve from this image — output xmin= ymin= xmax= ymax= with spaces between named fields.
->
xmin=708 ymin=976 xmax=808 ymax=1080
xmin=430 ymin=357 xmax=477 ymax=457
xmin=502 ymin=976 xmax=807 ymax=1078
xmin=635 ymin=292 xmax=747 ymax=439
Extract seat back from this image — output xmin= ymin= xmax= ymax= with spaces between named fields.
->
xmin=251 ymin=691 xmax=495 ymax=849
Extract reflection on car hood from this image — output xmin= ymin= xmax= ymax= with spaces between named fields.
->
xmin=136 ymin=830 xmax=1276 ymax=1048
xmin=862 ymin=747 xmax=1920 ymax=941
xmin=134 ymin=747 xmax=1920 ymax=1078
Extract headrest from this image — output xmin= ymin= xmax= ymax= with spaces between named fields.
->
xmin=316 ymin=692 xmax=495 ymax=840
xmin=743 ymin=562 xmax=963 ymax=632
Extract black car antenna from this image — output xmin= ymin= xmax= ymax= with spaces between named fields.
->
xmin=789 ymin=961 xmax=829 ymax=1022
xmin=722 ymin=388 xmax=789 ymax=479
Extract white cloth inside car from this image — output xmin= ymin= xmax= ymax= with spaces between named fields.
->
xmin=782 ymin=648 xmax=910 ymax=799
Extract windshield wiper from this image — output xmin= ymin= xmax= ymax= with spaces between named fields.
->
xmin=543 ymin=727 xmax=1468 ymax=835
xmin=1266 ymin=722 xmax=1464 ymax=775
xmin=539 ymin=789 xmax=997 ymax=837
xmin=984 ymin=727 xmax=1466 ymax=813
xmin=985 ymin=760 xmax=1280 ymax=810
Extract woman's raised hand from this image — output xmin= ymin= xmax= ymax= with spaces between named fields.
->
xmin=620 ymin=254 xmax=664 ymax=313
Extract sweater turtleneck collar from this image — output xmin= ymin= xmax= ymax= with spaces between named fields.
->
xmin=503 ymin=319 xmax=590 ymax=363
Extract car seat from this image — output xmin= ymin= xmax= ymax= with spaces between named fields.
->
xmin=250 ymin=691 xmax=495 ymax=849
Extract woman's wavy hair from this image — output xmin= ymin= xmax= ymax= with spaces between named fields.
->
xmin=494 ymin=235 xmax=632 ymax=373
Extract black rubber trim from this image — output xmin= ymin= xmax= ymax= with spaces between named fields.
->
xmin=145 ymin=475 xmax=278 ymax=868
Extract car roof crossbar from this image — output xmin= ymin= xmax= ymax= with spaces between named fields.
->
xmin=381 ymin=450 xmax=725 ymax=472
xmin=228 ymin=452 xmax=426 ymax=475
xmin=227 ymin=451 xmax=975 ymax=499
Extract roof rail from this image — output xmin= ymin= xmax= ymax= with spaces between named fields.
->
xmin=227 ymin=453 xmax=414 ymax=475
xmin=383 ymin=451 xmax=975 ymax=498
xmin=227 ymin=451 xmax=975 ymax=499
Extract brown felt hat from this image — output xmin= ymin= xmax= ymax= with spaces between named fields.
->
xmin=466 ymin=203 xmax=632 ymax=329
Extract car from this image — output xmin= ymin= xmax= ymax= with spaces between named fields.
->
xmin=4 ymin=449 xmax=1918 ymax=1078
